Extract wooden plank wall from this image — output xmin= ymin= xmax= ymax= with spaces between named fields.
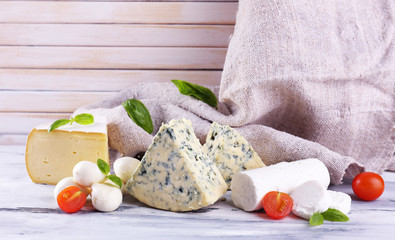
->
xmin=0 ymin=0 xmax=237 ymax=145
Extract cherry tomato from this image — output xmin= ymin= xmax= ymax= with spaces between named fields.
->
xmin=261 ymin=191 xmax=293 ymax=219
xmin=352 ymin=172 xmax=384 ymax=201
xmin=57 ymin=186 xmax=87 ymax=213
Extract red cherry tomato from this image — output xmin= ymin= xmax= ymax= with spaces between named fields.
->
xmin=261 ymin=191 xmax=293 ymax=219
xmin=57 ymin=186 xmax=87 ymax=213
xmin=352 ymin=172 xmax=384 ymax=201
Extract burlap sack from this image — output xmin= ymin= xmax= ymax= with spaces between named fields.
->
xmin=76 ymin=0 xmax=394 ymax=185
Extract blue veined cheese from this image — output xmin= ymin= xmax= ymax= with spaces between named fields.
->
xmin=204 ymin=122 xmax=265 ymax=188
xmin=126 ymin=118 xmax=227 ymax=212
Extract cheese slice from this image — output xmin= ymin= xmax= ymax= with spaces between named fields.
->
xmin=25 ymin=121 xmax=109 ymax=185
xmin=204 ymin=122 xmax=265 ymax=188
xmin=126 ymin=118 xmax=227 ymax=212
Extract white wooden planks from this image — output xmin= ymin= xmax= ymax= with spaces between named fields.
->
xmin=0 ymin=91 xmax=115 ymax=112
xmin=0 ymin=1 xmax=237 ymax=24
xmin=0 ymin=112 xmax=69 ymax=134
xmin=0 ymin=0 xmax=237 ymax=144
xmin=0 ymin=134 xmax=27 ymax=145
xmin=0 ymin=46 xmax=227 ymax=69
xmin=0 ymin=69 xmax=222 ymax=91
xmin=0 ymin=24 xmax=234 ymax=47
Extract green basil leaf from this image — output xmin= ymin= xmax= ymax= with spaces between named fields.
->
xmin=309 ymin=213 xmax=324 ymax=226
xmin=171 ymin=79 xmax=218 ymax=109
xmin=48 ymin=119 xmax=71 ymax=132
xmin=97 ymin=159 xmax=110 ymax=176
xmin=69 ymin=117 xmax=75 ymax=125
xmin=108 ymin=175 xmax=123 ymax=189
xmin=321 ymin=208 xmax=349 ymax=222
xmin=122 ymin=99 xmax=153 ymax=134
xmin=73 ymin=113 xmax=94 ymax=125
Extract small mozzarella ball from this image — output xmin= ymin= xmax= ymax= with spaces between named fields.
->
xmin=91 ymin=183 xmax=123 ymax=212
xmin=104 ymin=179 xmax=128 ymax=195
xmin=114 ymin=157 xmax=140 ymax=183
xmin=54 ymin=177 xmax=91 ymax=200
xmin=73 ymin=161 xmax=106 ymax=187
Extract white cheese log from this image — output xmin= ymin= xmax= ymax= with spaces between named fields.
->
xmin=290 ymin=180 xmax=331 ymax=219
xmin=231 ymin=158 xmax=330 ymax=211
xmin=291 ymin=181 xmax=352 ymax=219
xmin=327 ymin=190 xmax=351 ymax=214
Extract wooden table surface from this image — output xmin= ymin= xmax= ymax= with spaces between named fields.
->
xmin=1 ymin=145 xmax=394 ymax=240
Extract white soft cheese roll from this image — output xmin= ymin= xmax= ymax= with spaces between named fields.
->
xmin=327 ymin=190 xmax=351 ymax=214
xmin=231 ymin=158 xmax=330 ymax=211
xmin=291 ymin=180 xmax=331 ymax=219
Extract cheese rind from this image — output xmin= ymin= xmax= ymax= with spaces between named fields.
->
xmin=126 ymin=118 xmax=227 ymax=212
xmin=25 ymin=121 xmax=109 ymax=185
xmin=204 ymin=122 xmax=265 ymax=188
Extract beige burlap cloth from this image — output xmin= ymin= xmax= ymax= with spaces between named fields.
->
xmin=76 ymin=0 xmax=394 ymax=185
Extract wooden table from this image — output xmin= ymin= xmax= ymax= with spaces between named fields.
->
xmin=1 ymin=145 xmax=394 ymax=239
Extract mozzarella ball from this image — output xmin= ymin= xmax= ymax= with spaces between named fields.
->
xmin=91 ymin=183 xmax=123 ymax=212
xmin=103 ymin=177 xmax=128 ymax=195
xmin=113 ymin=157 xmax=140 ymax=183
xmin=54 ymin=177 xmax=91 ymax=200
xmin=73 ymin=161 xmax=106 ymax=187
xmin=105 ymin=178 xmax=128 ymax=195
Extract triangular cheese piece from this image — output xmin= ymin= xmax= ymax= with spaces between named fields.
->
xmin=204 ymin=122 xmax=265 ymax=188
xmin=126 ymin=118 xmax=227 ymax=212
xmin=25 ymin=121 xmax=109 ymax=185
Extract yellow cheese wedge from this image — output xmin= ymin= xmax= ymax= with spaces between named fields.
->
xmin=25 ymin=121 xmax=109 ymax=185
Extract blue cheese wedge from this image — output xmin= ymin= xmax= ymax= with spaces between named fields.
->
xmin=126 ymin=118 xmax=227 ymax=212
xmin=204 ymin=122 xmax=265 ymax=188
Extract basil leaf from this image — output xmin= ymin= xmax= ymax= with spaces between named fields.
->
xmin=97 ymin=159 xmax=110 ymax=176
xmin=321 ymin=208 xmax=349 ymax=222
xmin=122 ymin=99 xmax=153 ymax=134
xmin=171 ymin=79 xmax=218 ymax=109
xmin=108 ymin=175 xmax=123 ymax=189
xmin=309 ymin=213 xmax=324 ymax=226
xmin=73 ymin=113 xmax=94 ymax=125
xmin=48 ymin=119 xmax=71 ymax=132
